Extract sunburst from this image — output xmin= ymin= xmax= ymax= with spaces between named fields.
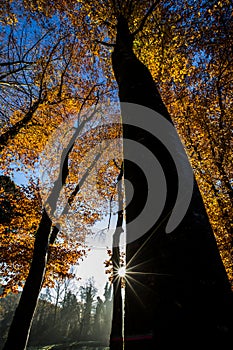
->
xmin=114 ymin=253 xmax=172 ymax=305
xmin=117 ymin=266 xmax=126 ymax=278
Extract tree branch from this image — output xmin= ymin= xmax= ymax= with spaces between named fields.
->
xmin=132 ymin=0 xmax=160 ymax=37
xmin=95 ymin=40 xmax=115 ymax=47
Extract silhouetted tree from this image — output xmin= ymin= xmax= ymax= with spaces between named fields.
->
xmin=79 ymin=279 xmax=97 ymax=339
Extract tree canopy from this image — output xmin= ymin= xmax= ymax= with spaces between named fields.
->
xmin=1 ymin=0 xmax=232 ymax=295
xmin=1 ymin=1 xmax=233 ymax=349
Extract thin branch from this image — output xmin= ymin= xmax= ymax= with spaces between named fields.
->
xmin=95 ymin=40 xmax=115 ymax=47
xmin=0 ymin=61 xmax=34 ymax=67
xmin=21 ymin=28 xmax=55 ymax=61
xmin=46 ymin=104 xmax=100 ymax=214
xmin=49 ymin=148 xmax=105 ymax=245
xmin=78 ymin=83 xmax=102 ymax=119
xmin=48 ymin=99 xmax=102 ymax=244
xmin=108 ymin=195 xmax=114 ymax=230
xmin=57 ymin=42 xmax=74 ymax=99
xmin=0 ymin=65 xmax=31 ymax=83
xmin=67 ymin=150 xmax=103 ymax=206
xmin=131 ymin=0 xmax=160 ymax=37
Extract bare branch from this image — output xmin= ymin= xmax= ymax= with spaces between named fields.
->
xmin=0 ymin=65 xmax=31 ymax=81
xmin=95 ymin=40 xmax=115 ymax=47
xmin=0 ymin=61 xmax=34 ymax=67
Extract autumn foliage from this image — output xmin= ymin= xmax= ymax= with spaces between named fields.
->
xmin=0 ymin=0 xmax=232 ymax=301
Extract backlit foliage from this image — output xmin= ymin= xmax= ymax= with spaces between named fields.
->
xmin=0 ymin=176 xmax=85 ymax=296
xmin=0 ymin=0 xmax=232 ymax=292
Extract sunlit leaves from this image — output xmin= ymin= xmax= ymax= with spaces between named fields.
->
xmin=1 ymin=0 xmax=232 ymax=292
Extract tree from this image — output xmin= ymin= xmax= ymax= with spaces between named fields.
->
xmin=1 ymin=104 xmax=106 ymax=349
xmin=94 ymin=282 xmax=113 ymax=342
xmin=0 ymin=292 xmax=21 ymax=347
xmin=94 ymin=296 xmax=104 ymax=335
xmin=60 ymin=290 xmax=81 ymax=340
xmin=79 ymin=278 xmax=97 ymax=339
xmin=148 ymin=0 xmax=233 ymax=281
xmin=0 ymin=7 xmax=106 ymax=349
xmin=109 ymin=7 xmax=233 ymax=350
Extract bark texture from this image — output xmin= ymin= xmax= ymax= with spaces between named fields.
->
xmin=111 ymin=15 xmax=233 ymax=350
xmin=110 ymin=169 xmax=124 ymax=350
xmin=3 ymin=210 xmax=52 ymax=350
xmin=2 ymin=113 xmax=86 ymax=349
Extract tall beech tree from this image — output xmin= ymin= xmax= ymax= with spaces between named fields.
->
xmin=1 ymin=98 xmax=110 ymax=349
xmin=0 ymin=8 xmax=107 ymax=349
xmin=110 ymin=12 xmax=233 ymax=349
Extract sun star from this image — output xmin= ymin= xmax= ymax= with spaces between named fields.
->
xmin=118 ymin=266 xmax=126 ymax=278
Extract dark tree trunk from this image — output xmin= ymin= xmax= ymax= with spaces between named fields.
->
xmin=3 ymin=117 xmax=90 ymax=349
xmin=3 ymin=210 xmax=52 ymax=350
xmin=110 ymin=170 xmax=124 ymax=350
xmin=110 ymin=245 xmax=123 ymax=350
xmin=111 ymin=15 xmax=233 ymax=350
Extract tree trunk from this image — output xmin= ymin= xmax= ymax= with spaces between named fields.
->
xmin=110 ymin=245 xmax=123 ymax=350
xmin=3 ymin=117 xmax=89 ymax=349
xmin=111 ymin=15 xmax=233 ymax=350
xmin=3 ymin=210 xmax=52 ymax=350
xmin=110 ymin=169 xmax=124 ymax=350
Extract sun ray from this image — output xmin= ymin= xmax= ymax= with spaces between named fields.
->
xmin=125 ymin=274 xmax=154 ymax=295
xmin=126 ymin=258 xmax=153 ymax=271
xmin=126 ymin=210 xmax=173 ymax=269
xmin=128 ymin=271 xmax=171 ymax=276
xmin=124 ymin=276 xmax=145 ymax=307
xmin=126 ymin=259 xmax=172 ymax=277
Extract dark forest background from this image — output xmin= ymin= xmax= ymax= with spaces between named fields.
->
xmin=0 ymin=280 xmax=112 ymax=348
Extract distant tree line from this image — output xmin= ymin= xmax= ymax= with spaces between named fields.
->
xmin=0 ymin=280 xmax=112 ymax=348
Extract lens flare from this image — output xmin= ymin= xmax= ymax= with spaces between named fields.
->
xmin=118 ymin=266 xmax=126 ymax=278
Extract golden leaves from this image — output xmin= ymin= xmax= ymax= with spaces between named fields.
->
xmin=131 ymin=0 xmax=233 ymax=286
xmin=1 ymin=0 xmax=232 ymax=291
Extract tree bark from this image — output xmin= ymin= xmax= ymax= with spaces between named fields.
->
xmin=110 ymin=244 xmax=123 ymax=350
xmin=110 ymin=167 xmax=124 ymax=350
xmin=2 ymin=111 xmax=97 ymax=349
xmin=3 ymin=210 xmax=52 ymax=350
xmin=111 ymin=15 xmax=233 ymax=350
